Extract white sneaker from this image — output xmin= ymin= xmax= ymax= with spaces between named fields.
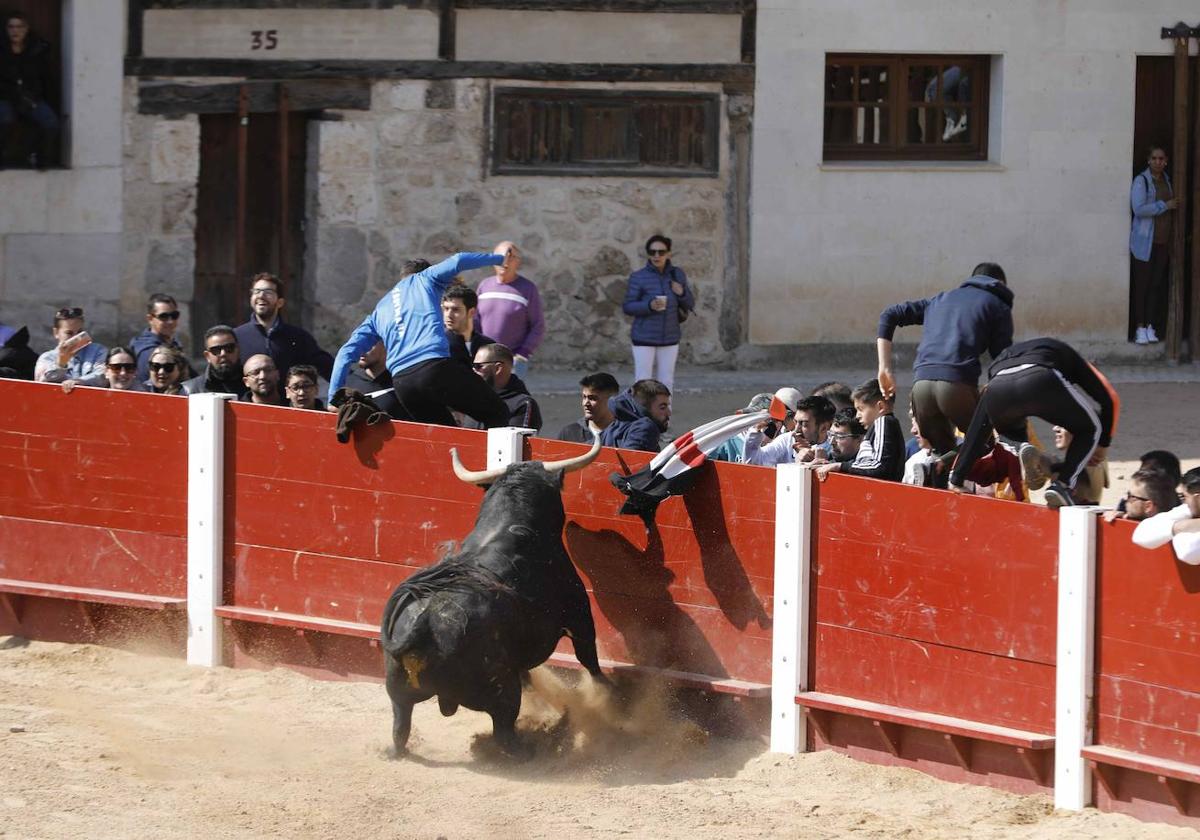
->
xmin=1146 ymin=325 xmax=1160 ymax=343
xmin=1135 ymin=326 xmax=1149 ymax=345
xmin=1018 ymin=443 xmax=1051 ymax=492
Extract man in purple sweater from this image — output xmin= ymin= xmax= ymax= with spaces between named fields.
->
xmin=474 ymin=241 xmax=544 ymax=378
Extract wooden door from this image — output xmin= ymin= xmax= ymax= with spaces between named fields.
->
xmin=194 ymin=109 xmax=308 ymax=335
xmin=1132 ymin=56 xmax=1195 ymax=340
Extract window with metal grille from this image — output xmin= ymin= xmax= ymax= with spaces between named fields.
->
xmin=492 ymin=88 xmax=719 ymax=176
xmin=824 ymin=55 xmax=990 ymax=161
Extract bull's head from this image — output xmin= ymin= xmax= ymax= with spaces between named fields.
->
xmin=450 ymin=434 xmax=602 ymax=485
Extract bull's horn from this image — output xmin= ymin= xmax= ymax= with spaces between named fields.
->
xmin=542 ymin=434 xmax=603 ymax=475
xmin=450 ymin=448 xmax=508 ymax=485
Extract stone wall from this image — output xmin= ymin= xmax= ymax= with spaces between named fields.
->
xmin=304 ymin=79 xmax=738 ymax=370
xmin=121 ymin=81 xmax=200 ymax=352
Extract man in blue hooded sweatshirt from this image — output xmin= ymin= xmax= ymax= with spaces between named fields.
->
xmin=601 ymin=379 xmax=670 ymax=452
xmin=875 ymin=262 xmax=1014 ymax=476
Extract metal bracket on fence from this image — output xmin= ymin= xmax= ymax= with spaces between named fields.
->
xmin=487 ymin=426 xmax=536 ymax=470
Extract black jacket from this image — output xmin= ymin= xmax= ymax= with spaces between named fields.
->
xmin=0 ymin=35 xmax=54 ymax=105
xmin=182 ymin=364 xmax=248 ymax=398
xmin=557 ymin=418 xmax=598 ymax=443
xmin=234 ymin=316 xmax=334 ymax=381
xmin=447 ymin=329 xmax=495 ymax=367
xmin=466 ymin=373 xmax=541 ymax=431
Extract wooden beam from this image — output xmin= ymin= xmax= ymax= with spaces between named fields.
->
xmin=1191 ymin=43 xmax=1200 ymax=361
xmin=235 ymin=85 xmax=249 ymax=294
xmin=126 ymin=57 xmax=755 ymax=86
xmin=127 ymin=0 xmax=146 ymax=58
xmin=1090 ymin=760 xmax=1119 ymax=800
xmin=438 ymin=0 xmax=455 ymax=61
xmin=453 ymin=0 xmax=744 ymax=11
xmin=740 ymin=0 xmax=756 ymax=64
xmin=945 ymin=733 xmax=972 ymax=771
xmin=144 ymin=0 xmax=405 ymax=8
xmin=137 ymin=79 xmax=371 ymax=116
xmin=1159 ymin=775 xmax=1191 ymax=815
xmin=1017 ymin=747 xmax=1046 ymax=786
xmin=803 ymin=708 xmax=832 ymax=745
xmin=873 ymin=720 xmax=902 ymax=756
xmin=1167 ymin=33 xmax=1189 ymax=361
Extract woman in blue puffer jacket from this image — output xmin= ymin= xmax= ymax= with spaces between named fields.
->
xmin=622 ymin=234 xmax=695 ymax=392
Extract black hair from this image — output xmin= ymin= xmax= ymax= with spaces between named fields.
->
xmin=105 ymin=345 xmax=137 ymax=364
xmin=645 ymin=234 xmax=671 ymax=254
xmin=146 ymin=293 xmax=177 ymax=314
xmin=795 ymin=395 xmax=836 ymax=426
xmin=810 ymin=381 xmax=852 ymax=410
xmin=250 ymin=272 xmax=283 ymax=298
xmin=580 ymin=372 xmax=619 ymax=394
xmin=203 ymin=324 xmax=237 ymax=344
xmin=632 ymin=378 xmax=670 ymax=406
xmin=1184 ymin=466 xmax=1200 ymax=492
xmin=831 ymin=406 xmax=866 ymax=436
xmin=287 ymin=364 xmax=319 ymax=386
xmin=971 ymin=262 xmax=1006 ymax=284
xmin=1132 ymin=468 xmax=1180 ymax=513
xmin=851 ymin=378 xmax=889 ymax=406
xmin=1139 ymin=450 xmax=1182 ymax=485
xmin=401 ymin=259 xmax=432 ymax=276
xmin=477 ymin=342 xmax=514 ymax=365
xmin=441 ymin=284 xmax=479 ymax=310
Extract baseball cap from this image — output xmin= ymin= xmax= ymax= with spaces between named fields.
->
xmin=741 ymin=392 xmax=773 ymax=413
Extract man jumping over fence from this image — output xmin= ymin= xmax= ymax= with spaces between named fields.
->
xmin=947 ymin=337 xmax=1119 ymax=508
xmin=329 ymin=251 xmax=513 ymax=428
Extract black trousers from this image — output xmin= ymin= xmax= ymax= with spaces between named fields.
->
xmin=1131 ymin=242 xmax=1169 ymax=331
xmin=391 ymin=357 xmax=509 ymax=428
xmin=952 ymin=365 xmax=1101 ymax=491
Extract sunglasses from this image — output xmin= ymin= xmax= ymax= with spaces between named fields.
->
xmin=472 ymin=361 xmax=498 ymax=370
xmin=55 ymin=307 xmax=83 ymax=320
xmin=153 ymin=311 xmax=181 ymax=322
xmin=647 ymin=248 xmax=669 ymax=256
xmin=205 ymin=342 xmax=237 ymax=356
xmin=107 ymin=362 xmax=136 ymax=372
xmin=149 ymin=362 xmax=177 ymax=373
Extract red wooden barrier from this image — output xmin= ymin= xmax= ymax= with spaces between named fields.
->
xmin=219 ymin=402 xmax=776 ymax=693
xmin=0 ymin=382 xmax=188 ymax=646
xmin=801 ymin=473 xmax=1059 ymax=793
xmin=1089 ymin=518 xmax=1200 ymax=826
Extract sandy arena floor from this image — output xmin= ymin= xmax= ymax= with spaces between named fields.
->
xmin=1 ymin=639 xmax=1196 ymax=840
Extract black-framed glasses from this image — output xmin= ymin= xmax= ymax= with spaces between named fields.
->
xmin=205 ymin=342 xmax=237 ymax=356
xmin=830 ymin=432 xmax=863 ymax=440
xmin=472 ymin=361 xmax=498 ymax=370
xmin=55 ymin=307 xmax=83 ymax=320
xmin=149 ymin=362 xmax=177 ymax=373
xmin=286 ymin=380 xmax=316 ymax=390
xmin=153 ymin=311 xmax=181 ymax=322
xmin=1125 ymin=492 xmax=1150 ymax=503
xmin=107 ymin=362 xmax=136 ymax=372
xmin=251 ymin=287 xmax=279 ymax=298
xmin=647 ymin=248 xmax=669 ymax=256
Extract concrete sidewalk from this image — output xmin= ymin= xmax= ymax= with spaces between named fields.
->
xmin=525 ymin=361 xmax=1200 ymax=397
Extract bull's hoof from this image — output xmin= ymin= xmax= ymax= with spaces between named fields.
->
xmin=387 ymin=744 xmax=410 ymax=761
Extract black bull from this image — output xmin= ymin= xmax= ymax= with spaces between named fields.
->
xmin=380 ymin=437 xmax=607 ymax=756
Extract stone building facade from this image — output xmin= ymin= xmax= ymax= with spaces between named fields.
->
xmin=0 ymin=1 xmax=754 ymax=371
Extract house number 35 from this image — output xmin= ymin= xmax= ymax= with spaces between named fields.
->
xmin=250 ymin=30 xmax=279 ymax=50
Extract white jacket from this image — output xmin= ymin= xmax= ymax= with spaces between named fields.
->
xmin=743 ymin=428 xmax=799 ymax=466
xmin=1132 ymin=503 xmax=1200 ymax=565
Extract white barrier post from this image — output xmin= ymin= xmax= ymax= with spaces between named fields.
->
xmin=771 ymin=463 xmax=813 ymax=754
xmin=487 ymin=426 xmax=535 ymax=469
xmin=1054 ymin=506 xmax=1100 ymax=809
xmin=186 ymin=393 xmax=234 ymax=667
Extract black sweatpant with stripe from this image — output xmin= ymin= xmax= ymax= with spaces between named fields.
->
xmin=951 ymin=365 xmax=1101 ymax=490
xmin=391 ymin=357 xmax=509 ymax=428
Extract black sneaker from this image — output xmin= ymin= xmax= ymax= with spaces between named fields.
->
xmin=1044 ymin=481 xmax=1076 ymax=509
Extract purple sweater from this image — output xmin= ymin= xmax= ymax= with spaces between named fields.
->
xmin=474 ymin=274 xmax=545 ymax=359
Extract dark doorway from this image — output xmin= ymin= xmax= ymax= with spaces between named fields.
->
xmin=1131 ymin=56 xmax=1195 ymax=343
xmin=1 ymin=0 xmax=63 ymax=167
xmin=194 ymin=108 xmax=308 ymax=336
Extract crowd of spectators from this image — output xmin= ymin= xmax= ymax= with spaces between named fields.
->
xmin=1 ymin=241 xmax=1196 ymax=563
